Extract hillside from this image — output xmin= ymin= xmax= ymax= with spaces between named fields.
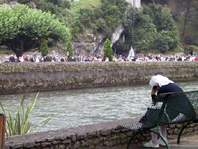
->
xmin=0 ymin=0 xmax=197 ymax=56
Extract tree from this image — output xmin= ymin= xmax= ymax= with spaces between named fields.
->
xmin=123 ymin=4 xmax=181 ymax=53
xmin=95 ymin=0 xmax=128 ymax=37
xmin=0 ymin=4 xmax=70 ymax=57
xmin=103 ymin=38 xmax=113 ymax=61
xmin=65 ymin=41 xmax=73 ymax=58
xmin=40 ymin=38 xmax=48 ymax=57
xmin=174 ymin=0 xmax=197 ymax=36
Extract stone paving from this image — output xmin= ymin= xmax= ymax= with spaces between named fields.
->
xmin=107 ymin=134 xmax=198 ymax=149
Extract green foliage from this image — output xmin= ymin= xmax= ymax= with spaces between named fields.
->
xmin=154 ymin=34 xmax=169 ymax=53
xmin=0 ymin=4 xmax=70 ymax=57
xmin=185 ymin=35 xmax=198 ymax=46
xmin=152 ymin=0 xmax=169 ymax=5
xmin=0 ymin=93 xmax=53 ymax=136
xmin=123 ymin=3 xmax=181 ymax=53
xmin=40 ymin=38 xmax=48 ymax=56
xmin=103 ymin=38 xmax=113 ymax=61
xmin=19 ymin=0 xmax=30 ymax=4
xmin=98 ymin=0 xmax=128 ymax=36
xmin=65 ymin=41 xmax=73 ymax=58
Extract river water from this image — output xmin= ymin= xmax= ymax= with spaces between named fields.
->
xmin=0 ymin=81 xmax=198 ymax=132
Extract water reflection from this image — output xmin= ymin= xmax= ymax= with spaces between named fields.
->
xmin=0 ymin=81 xmax=198 ymax=132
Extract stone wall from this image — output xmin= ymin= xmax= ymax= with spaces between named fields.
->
xmin=0 ymin=61 xmax=198 ymax=95
xmin=5 ymin=117 xmax=198 ymax=149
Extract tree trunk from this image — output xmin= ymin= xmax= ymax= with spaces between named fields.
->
xmin=182 ymin=0 xmax=192 ymax=36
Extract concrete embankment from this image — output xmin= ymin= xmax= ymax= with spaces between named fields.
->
xmin=0 ymin=61 xmax=198 ymax=95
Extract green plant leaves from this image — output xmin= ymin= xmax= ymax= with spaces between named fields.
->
xmin=0 ymin=92 xmax=53 ymax=137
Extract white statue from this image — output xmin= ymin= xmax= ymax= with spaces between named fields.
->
xmin=126 ymin=0 xmax=141 ymax=8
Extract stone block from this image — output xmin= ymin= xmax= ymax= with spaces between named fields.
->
xmin=101 ymin=129 xmax=111 ymax=136
xmin=93 ymin=139 xmax=99 ymax=144
xmin=167 ymin=129 xmax=173 ymax=135
xmin=110 ymin=135 xmax=119 ymax=140
xmin=24 ymin=141 xmax=35 ymax=148
xmin=120 ymin=134 xmax=127 ymax=139
xmin=55 ymin=136 xmax=67 ymax=141
xmin=46 ymin=138 xmax=54 ymax=142
xmin=96 ymin=130 xmax=101 ymax=137
xmin=10 ymin=143 xmax=24 ymax=149
xmin=41 ymin=142 xmax=51 ymax=147
xmin=104 ymin=141 xmax=113 ymax=147
xmin=169 ymin=124 xmax=176 ymax=128
xmin=62 ymin=139 xmax=71 ymax=144
xmin=87 ymin=131 xmax=97 ymax=137
xmin=88 ymin=145 xmax=95 ymax=149
xmin=52 ymin=141 xmax=60 ymax=145
xmin=73 ymin=141 xmax=80 ymax=149
xmin=77 ymin=133 xmax=87 ymax=139
xmin=58 ymin=145 xmax=66 ymax=149
xmin=127 ymin=131 xmax=133 ymax=136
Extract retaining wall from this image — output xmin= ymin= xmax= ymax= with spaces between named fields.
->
xmin=0 ymin=61 xmax=198 ymax=95
xmin=2 ymin=61 xmax=198 ymax=148
xmin=5 ymin=117 xmax=198 ymax=149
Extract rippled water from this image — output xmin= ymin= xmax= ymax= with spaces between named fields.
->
xmin=0 ymin=81 xmax=198 ymax=132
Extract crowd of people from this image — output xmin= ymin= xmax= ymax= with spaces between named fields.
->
xmin=2 ymin=53 xmax=198 ymax=63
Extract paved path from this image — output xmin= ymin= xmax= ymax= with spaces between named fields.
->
xmin=104 ymin=135 xmax=198 ymax=149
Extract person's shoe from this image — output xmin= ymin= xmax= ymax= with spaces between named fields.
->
xmin=143 ymin=140 xmax=159 ymax=148
xmin=158 ymin=139 xmax=166 ymax=146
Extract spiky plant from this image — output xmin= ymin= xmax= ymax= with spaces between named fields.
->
xmin=0 ymin=92 xmax=53 ymax=136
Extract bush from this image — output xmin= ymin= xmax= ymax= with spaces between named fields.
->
xmin=40 ymin=38 xmax=48 ymax=57
xmin=152 ymin=0 xmax=169 ymax=5
xmin=103 ymin=38 xmax=113 ymax=61
xmin=65 ymin=41 xmax=73 ymax=58
xmin=154 ymin=34 xmax=169 ymax=53
xmin=185 ymin=35 xmax=198 ymax=46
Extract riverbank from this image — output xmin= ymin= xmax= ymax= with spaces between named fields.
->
xmin=0 ymin=61 xmax=198 ymax=95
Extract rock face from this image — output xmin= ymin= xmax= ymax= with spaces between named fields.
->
xmin=110 ymin=25 xmax=124 ymax=47
xmin=72 ymin=25 xmax=125 ymax=56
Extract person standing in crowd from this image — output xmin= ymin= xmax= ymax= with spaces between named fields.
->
xmin=9 ymin=55 xmax=15 ymax=62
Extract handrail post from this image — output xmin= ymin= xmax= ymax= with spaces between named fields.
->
xmin=0 ymin=114 xmax=6 ymax=149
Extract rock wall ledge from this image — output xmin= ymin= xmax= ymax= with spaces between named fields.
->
xmin=0 ymin=61 xmax=198 ymax=95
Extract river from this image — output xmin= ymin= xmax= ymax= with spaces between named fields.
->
xmin=0 ymin=81 xmax=198 ymax=132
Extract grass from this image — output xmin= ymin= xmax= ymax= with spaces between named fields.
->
xmin=73 ymin=0 xmax=101 ymax=9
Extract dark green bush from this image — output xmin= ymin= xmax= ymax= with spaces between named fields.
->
xmin=40 ymin=38 xmax=48 ymax=57
xmin=154 ymin=34 xmax=169 ymax=53
xmin=185 ymin=35 xmax=198 ymax=46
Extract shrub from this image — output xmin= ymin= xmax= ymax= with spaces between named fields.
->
xmin=40 ymin=38 xmax=48 ymax=57
xmin=185 ymin=35 xmax=198 ymax=46
xmin=103 ymin=38 xmax=113 ymax=61
xmin=154 ymin=34 xmax=169 ymax=53
xmin=65 ymin=41 xmax=73 ymax=59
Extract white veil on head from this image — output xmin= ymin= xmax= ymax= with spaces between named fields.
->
xmin=149 ymin=75 xmax=174 ymax=87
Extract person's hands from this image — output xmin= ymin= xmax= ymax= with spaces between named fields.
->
xmin=151 ymin=86 xmax=158 ymax=95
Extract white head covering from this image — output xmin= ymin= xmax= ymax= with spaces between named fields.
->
xmin=149 ymin=75 xmax=174 ymax=87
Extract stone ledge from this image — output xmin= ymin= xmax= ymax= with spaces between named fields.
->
xmin=5 ymin=117 xmax=198 ymax=149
